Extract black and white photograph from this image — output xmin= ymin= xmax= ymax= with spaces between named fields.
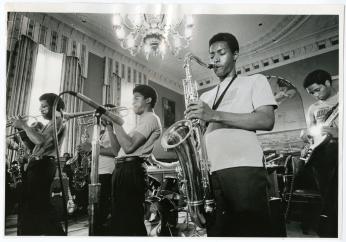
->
xmin=2 ymin=1 xmax=343 ymax=239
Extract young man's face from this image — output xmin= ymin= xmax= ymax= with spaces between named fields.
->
xmin=132 ymin=92 xmax=150 ymax=115
xmin=39 ymin=100 xmax=51 ymax=120
xmin=209 ymin=41 xmax=237 ymax=80
xmin=306 ymin=82 xmax=331 ymax=101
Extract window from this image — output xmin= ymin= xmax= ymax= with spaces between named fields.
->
xmin=28 ymin=44 xmax=63 ymax=124
xmin=318 ymin=43 xmax=326 ymax=50
xmin=331 ymin=38 xmax=338 ymax=45
xmin=38 ymin=25 xmax=47 ymax=44
xmin=61 ymin=35 xmax=68 ymax=53
xmin=133 ymin=69 xmax=137 ymax=83
xmin=115 ymin=61 xmax=119 ymax=75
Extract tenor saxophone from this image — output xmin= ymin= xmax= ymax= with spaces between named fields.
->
xmin=161 ymin=53 xmax=215 ymax=228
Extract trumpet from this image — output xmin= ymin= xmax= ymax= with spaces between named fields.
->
xmin=6 ymin=115 xmax=43 ymax=128
xmin=6 ymin=115 xmax=44 ymax=138
xmin=62 ymin=106 xmax=129 ymax=125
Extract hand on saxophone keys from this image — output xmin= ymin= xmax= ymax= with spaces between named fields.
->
xmin=184 ymin=100 xmax=215 ymax=122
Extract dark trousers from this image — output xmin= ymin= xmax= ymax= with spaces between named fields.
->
xmin=310 ymin=141 xmax=338 ymax=237
xmin=110 ymin=159 xmax=147 ymax=236
xmin=17 ymin=157 xmax=64 ymax=235
xmin=207 ymin=166 xmax=271 ymax=237
xmin=95 ymin=173 xmax=112 ymax=235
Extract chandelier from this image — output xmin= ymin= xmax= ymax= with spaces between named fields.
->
xmin=112 ymin=14 xmax=194 ymax=59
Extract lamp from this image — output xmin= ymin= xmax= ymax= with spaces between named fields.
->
xmin=113 ymin=13 xmax=194 ymax=59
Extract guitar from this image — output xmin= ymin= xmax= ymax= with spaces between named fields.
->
xmin=300 ymin=103 xmax=338 ymax=165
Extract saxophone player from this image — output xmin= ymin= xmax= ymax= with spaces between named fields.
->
xmin=185 ymin=33 xmax=277 ymax=237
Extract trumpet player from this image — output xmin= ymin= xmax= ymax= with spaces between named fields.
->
xmin=11 ymin=93 xmax=66 ymax=235
xmin=185 ymin=33 xmax=277 ymax=237
xmin=104 ymin=85 xmax=162 ymax=236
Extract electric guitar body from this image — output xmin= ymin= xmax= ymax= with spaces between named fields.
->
xmin=300 ymin=103 xmax=338 ymax=165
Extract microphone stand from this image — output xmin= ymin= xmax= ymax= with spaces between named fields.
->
xmin=88 ymin=109 xmax=102 ymax=236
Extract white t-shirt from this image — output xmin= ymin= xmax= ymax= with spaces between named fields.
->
xmin=200 ymin=74 xmax=277 ymax=172
xmin=307 ymin=93 xmax=338 ymax=126
xmin=99 ymin=130 xmax=115 ymax=175
xmin=117 ymin=112 xmax=162 ymax=157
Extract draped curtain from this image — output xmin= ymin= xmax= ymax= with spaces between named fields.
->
xmin=60 ymin=56 xmax=84 ymax=155
xmin=6 ymin=35 xmax=38 ymax=162
xmin=6 ymin=35 xmax=38 ymax=116
xmin=6 ymin=36 xmax=84 ymax=158
xmin=103 ymin=57 xmax=122 ymax=107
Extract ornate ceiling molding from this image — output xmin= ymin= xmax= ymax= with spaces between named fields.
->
xmin=198 ymin=27 xmax=339 ymax=90
xmin=240 ymin=16 xmax=311 ymax=56
xmin=45 ymin=13 xmax=339 ymax=94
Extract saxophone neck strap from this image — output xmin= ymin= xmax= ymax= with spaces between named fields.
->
xmin=212 ymin=74 xmax=237 ymax=110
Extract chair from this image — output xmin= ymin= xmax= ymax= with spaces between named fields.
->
xmin=282 ymin=156 xmax=321 ymax=234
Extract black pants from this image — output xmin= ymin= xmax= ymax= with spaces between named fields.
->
xmin=207 ymin=166 xmax=271 ymax=237
xmin=310 ymin=141 xmax=338 ymax=237
xmin=95 ymin=173 xmax=112 ymax=235
xmin=17 ymin=157 xmax=64 ymax=235
xmin=110 ymin=158 xmax=147 ymax=236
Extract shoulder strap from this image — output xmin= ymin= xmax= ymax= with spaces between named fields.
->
xmin=212 ymin=74 xmax=237 ymax=110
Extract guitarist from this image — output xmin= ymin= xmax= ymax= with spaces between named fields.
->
xmin=301 ymin=69 xmax=338 ymax=237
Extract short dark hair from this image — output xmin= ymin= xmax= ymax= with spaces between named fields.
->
xmin=209 ymin=33 xmax=239 ymax=54
xmin=39 ymin=93 xmax=65 ymax=111
xmin=303 ymin=69 xmax=332 ymax=89
xmin=133 ymin=85 xmax=158 ymax=108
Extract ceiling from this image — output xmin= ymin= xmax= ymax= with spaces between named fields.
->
xmin=49 ymin=13 xmax=338 ymax=84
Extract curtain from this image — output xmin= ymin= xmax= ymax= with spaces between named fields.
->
xmin=103 ymin=56 xmax=122 ymax=107
xmin=60 ymin=56 xmax=84 ymax=155
xmin=6 ymin=35 xmax=38 ymax=162
xmin=7 ymin=13 xmax=89 ymax=78
xmin=6 ymin=35 xmax=38 ymax=116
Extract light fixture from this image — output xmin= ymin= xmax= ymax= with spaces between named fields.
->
xmin=113 ymin=13 xmax=194 ymax=59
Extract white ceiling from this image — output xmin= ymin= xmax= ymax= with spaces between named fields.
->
xmin=49 ymin=13 xmax=338 ymax=83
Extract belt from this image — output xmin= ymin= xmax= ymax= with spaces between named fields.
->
xmin=115 ymin=156 xmax=144 ymax=164
xmin=30 ymin=155 xmax=56 ymax=161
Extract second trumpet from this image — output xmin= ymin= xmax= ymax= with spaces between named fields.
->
xmin=62 ymin=106 xmax=129 ymax=124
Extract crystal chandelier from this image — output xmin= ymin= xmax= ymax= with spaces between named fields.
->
xmin=113 ymin=14 xmax=194 ymax=59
